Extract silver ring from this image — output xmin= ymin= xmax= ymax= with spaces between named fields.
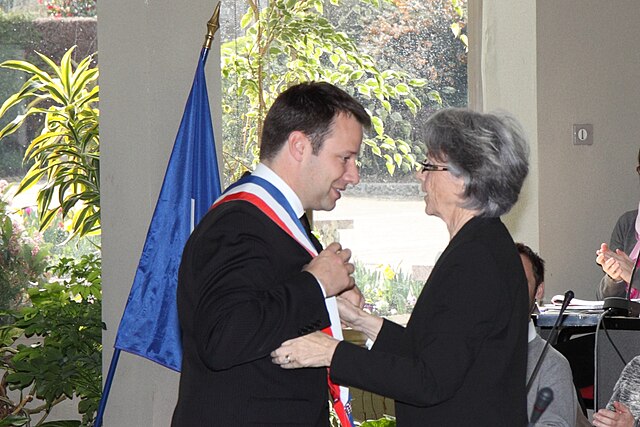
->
xmin=284 ymin=355 xmax=291 ymax=364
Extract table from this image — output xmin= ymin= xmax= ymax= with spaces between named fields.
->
xmin=534 ymin=311 xmax=640 ymax=410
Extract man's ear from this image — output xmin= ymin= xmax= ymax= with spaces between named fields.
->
xmin=535 ymin=281 xmax=545 ymax=302
xmin=287 ymin=131 xmax=309 ymax=162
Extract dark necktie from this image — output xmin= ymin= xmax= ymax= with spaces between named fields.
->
xmin=300 ymin=213 xmax=322 ymax=252
xmin=300 ymin=213 xmax=313 ymax=238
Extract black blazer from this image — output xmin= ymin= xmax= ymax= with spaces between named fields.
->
xmin=172 ymin=200 xmax=331 ymax=426
xmin=331 ymin=217 xmax=529 ymax=426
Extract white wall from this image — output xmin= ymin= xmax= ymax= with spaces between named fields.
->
xmin=99 ymin=1 xmax=220 ymax=425
xmin=479 ymin=0 xmax=539 ymax=249
xmin=479 ymin=0 xmax=640 ymax=301
xmin=536 ymin=1 xmax=640 ymax=299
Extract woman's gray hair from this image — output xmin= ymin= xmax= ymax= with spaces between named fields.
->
xmin=422 ymin=108 xmax=529 ymax=217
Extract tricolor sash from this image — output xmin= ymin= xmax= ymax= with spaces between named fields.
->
xmin=213 ymin=174 xmax=354 ymax=426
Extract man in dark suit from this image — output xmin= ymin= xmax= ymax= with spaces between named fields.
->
xmin=171 ymin=82 xmax=371 ymax=426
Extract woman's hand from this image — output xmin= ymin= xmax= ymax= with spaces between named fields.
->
xmin=337 ymin=295 xmax=365 ymax=328
xmin=339 ymin=285 xmax=365 ymax=311
xmin=592 ymin=401 xmax=636 ymax=427
xmin=596 ymin=243 xmax=634 ymax=283
xmin=271 ymin=331 xmax=339 ymax=369
xmin=337 ymin=297 xmax=384 ymax=342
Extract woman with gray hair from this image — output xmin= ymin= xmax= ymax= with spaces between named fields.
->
xmin=271 ymin=108 xmax=530 ymax=426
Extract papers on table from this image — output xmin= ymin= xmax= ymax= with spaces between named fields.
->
xmin=546 ymin=294 xmax=604 ymax=310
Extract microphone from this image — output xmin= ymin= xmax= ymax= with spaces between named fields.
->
xmin=526 ymin=290 xmax=574 ymax=393
xmin=528 ymin=387 xmax=554 ymax=426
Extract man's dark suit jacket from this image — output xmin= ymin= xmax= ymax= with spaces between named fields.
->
xmin=171 ymin=200 xmax=331 ymax=426
xmin=331 ymin=216 xmax=529 ymax=426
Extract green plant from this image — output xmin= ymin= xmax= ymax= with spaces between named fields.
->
xmin=20 ymin=205 xmax=98 ymax=261
xmin=0 ymin=253 xmax=102 ymax=426
xmin=0 ymin=180 xmax=49 ymax=313
xmin=0 ymin=46 xmax=100 ymax=239
xmin=221 ymin=0 xmax=437 ymax=183
xmin=354 ymin=260 xmax=424 ymax=316
xmin=319 ymin=0 xmax=467 ymax=178
xmin=359 ymin=416 xmax=396 ymax=426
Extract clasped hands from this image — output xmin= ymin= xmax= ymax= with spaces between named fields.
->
xmin=272 ymin=241 xmax=368 ymax=369
xmin=596 ymin=243 xmax=634 ymax=283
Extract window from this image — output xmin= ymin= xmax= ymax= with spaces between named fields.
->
xmin=220 ymin=0 xmax=468 ymax=318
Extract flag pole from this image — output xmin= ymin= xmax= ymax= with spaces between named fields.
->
xmin=203 ymin=2 xmax=221 ymax=50
xmin=94 ymin=4 xmax=221 ymax=426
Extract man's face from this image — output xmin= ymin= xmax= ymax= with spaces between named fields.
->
xmin=520 ymin=253 xmax=543 ymax=313
xmin=301 ymin=113 xmax=363 ymax=211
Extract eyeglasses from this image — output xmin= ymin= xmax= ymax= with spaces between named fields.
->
xmin=419 ymin=160 xmax=449 ymax=173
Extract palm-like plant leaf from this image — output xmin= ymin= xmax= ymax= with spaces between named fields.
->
xmin=0 ymin=46 xmax=99 ymax=239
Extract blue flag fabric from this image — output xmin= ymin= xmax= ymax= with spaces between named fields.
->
xmin=114 ymin=48 xmax=221 ymax=371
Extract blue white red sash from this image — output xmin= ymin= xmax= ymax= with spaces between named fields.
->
xmin=212 ymin=174 xmax=354 ymax=426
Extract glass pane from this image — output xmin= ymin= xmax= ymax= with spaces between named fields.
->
xmin=220 ymin=0 xmax=468 ymax=318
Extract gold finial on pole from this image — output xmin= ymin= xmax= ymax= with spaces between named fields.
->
xmin=203 ymin=2 xmax=221 ymax=50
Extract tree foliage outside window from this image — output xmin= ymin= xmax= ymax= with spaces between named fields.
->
xmin=220 ymin=0 xmax=467 ymax=184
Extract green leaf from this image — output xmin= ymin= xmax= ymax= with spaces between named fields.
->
xmin=240 ymin=9 xmax=254 ymax=29
xmin=408 ymin=78 xmax=428 ymax=88
xmin=404 ymin=99 xmax=417 ymax=115
xmin=6 ymin=372 xmax=35 ymax=386
xmin=451 ymin=22 xmax=461 ymax=37
xmin=0 ymin=415 xmax=29 ymax=426
xmin=385 ymin=161 xmax=395 ymax=176
xmin=39 ymin=421 xmax=82 ymax=427
xmin=371 ymin=116 xmax=384 ymax=136
xmin=460 ymin=34 xmax=469 ymax=50
xmin=427 ymin=90 xmax=443 ymax=105
xmin=349 ymin=70 xmax=364 ymax=81
xmin=395 ymin=83 xmax=409 ymax=95
xmin=1 ymin=59 xmax=51 ymax=82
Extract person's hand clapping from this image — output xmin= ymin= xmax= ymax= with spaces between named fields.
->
xmin=596 ymin=243 xmax=634 ymax=283
xmin=592 ymin=401 xmax=636 ymax=427
xmin=304 ymin=242 xmax=355 ymax=297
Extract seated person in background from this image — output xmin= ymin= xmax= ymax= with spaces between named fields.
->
xmin=592 ymin=355 xmax=640 ymax=427
xmin=596 ymin=148 xmax=640 ymax=300
xmin=517 ymin=243 xmax=580 ymax=426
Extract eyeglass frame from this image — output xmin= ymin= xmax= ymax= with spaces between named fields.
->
xmin=419 ymin=160 xmax=449 ymax=173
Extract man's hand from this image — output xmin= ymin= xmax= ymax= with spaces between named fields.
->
xmin=339 ymin=285 xmax=365 ymax=309
xmin=304 ymin=242 xmax=355 ymax=297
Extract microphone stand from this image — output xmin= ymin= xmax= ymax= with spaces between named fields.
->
xmin=526 ymin=290 xmax=574 ymax=394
